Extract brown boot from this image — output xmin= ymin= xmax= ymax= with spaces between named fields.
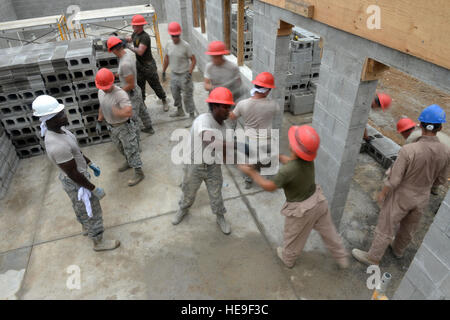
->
xmin=93 ymin=238 xmax=120 ymax=251
xmin=128 ymin=167 xmax=145 ymax=186
xmin=352 ymin=249 xmax=379 ymax=266
xmin=118 ymin=161 xmax=131 ymax=172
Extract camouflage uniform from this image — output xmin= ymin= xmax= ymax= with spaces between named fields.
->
xmin=129 ymin=85 xmax=153 ymax=129
xmin=137 ymin=59 xmax=167 ymax=101
xmin=109 ymin=120 xmax=143 ymax=168
xmin=179 ymin=163 xmax=226 ymax=215
xmin=171 ymin=72 xmax=195 ymax=114
xmin=59 ymin=172 xmax=104 ymax=241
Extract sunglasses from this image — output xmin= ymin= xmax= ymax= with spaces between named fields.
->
xmin=171 ymin=35 xmax=180 ymax=38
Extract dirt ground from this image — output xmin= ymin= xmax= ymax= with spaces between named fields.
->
xmin=368 ymin=68 xmax=450 ymax=145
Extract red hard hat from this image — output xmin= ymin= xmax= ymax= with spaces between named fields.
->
xmin=168 ymin=22 xmax=182 ymax=35
xmin=131 ymin=14 xmax=147 ymax=26
xmin=205 ymin=41 xmax=229 ymax=55
xmin=396 ymin=117 xmax=416 ymax=133
xmin=107 ymin=36 xmax=122 ymax=52
xmin=377 ymin=93 xmax=392 ymax=111
xmin=288 ymin=125 xmax=320 ymax=161
xmin=205 ymin=87 xmax=235 ymax=105
xmin=252 ymin=72 xmax=276 ymax=88
xmin=95 ymin=68 xmax=115 ymax=90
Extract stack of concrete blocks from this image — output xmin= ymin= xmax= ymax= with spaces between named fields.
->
xmin=285 ymin=26 xmax=321 ymax=115
xmin=0 ymin=127 xmax=19 ymax=199
xmin=364 ymin=125 xmax=401 ymax=169
xmin=230 ymin=5 xmax=254 ymax=61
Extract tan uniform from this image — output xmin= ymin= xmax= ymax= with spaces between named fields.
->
xmin=369 ymin=135 xmax=450 ymax=262
xmin=406 ymin=127 xmax=450 ymax=147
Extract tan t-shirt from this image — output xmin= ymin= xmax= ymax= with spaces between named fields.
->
xmin=205 ymin=60 xmax=240 ymax=91
xmin=164 ymin=39 xmax=193 ymax=74
xmin=232 ymin=97 xmax=280 ymax=139
xmin=118 ymin=48 xmax=137 ymax=88
xmin=98 ymin=85 xmax=131 ymax=124
xmin=45 ymin=127 xmax=87 ymax=177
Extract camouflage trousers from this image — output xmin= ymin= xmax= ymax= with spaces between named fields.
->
xmin=171 ymin=71 xmax=195 ymax=114
xmin=137 ymin=59 xmax=166 ymax=101
xmin=59 ymin=172 xmax=104 ymax=241
xmin=129 ymin=85 xmax=153 ymax=129
xmin=109 ymin=120 xmax=143 ymax=168
xmin=179 ymin=163 xmax=226 ymax=215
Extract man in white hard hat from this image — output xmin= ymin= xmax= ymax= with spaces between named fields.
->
xmin=33 ymin=95 xmax=120 ymax=251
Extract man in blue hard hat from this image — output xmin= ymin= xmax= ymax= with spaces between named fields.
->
xmin=352 ymin=104 xmax=450 ymax=265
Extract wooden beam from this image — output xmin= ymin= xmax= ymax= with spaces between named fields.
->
xmin=285 ymin=0 xmax=314 ymax=18
xmin=277 ymin=20 xmax=293 ymax=36
xmin=260 ymin=0 xmax=450 ymax=70
xmin=223 ymin=0 xmax=231 ymax=51
xmin=192 ymin=0 xmax=199 ymax=28
xmin=237 ymin=0 xmax=245 ymax=66
xmin=361 ymin=58 xmax=389 ymax=81
xmin=199 ymin=0 xmax=206 ymax=34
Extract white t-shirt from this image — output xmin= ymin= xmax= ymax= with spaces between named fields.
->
xmin=190 ymin=112 xmax=227 ymax=164
xmin=45 ymin=127 xmax=87 ymax=177
xmin=164 ymin=39 xmax=193 ymax=74
xmin=204 ymin=60 xmax=240 ymax=92
xmin=98 ymin=85 xmax=132 ymax=124
xmin=233 ymin=97 xmax=280 ymax=139
xmin=118 ymin=48 xmax=138 ymax=87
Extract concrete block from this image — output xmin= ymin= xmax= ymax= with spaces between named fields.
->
xmin=16 ymin=145 xmax=44 ymax=159
xmin=406 ymin=259 xmax=440 ymax=298
xmin=394 ymin=276 xmax=416 ymax=300
xmin=11 ymin=134 xmax=40 ymax=149
xmin=422 ymin=224 xmax=450 ymax=266
xmin=438 ymin=273 xmax=450 ymax=298
xmin=0 ymin=114 xmax=30 ymax=129
xmin=289 ymin=90 xmax=315 ymax=115
xmin=0 ymin=103 xmax=28 ymax=117
xmin=415 ymin=245 xmax=450 ymax=285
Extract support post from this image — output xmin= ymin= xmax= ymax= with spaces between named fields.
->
xmin=199 ymin=0 xmax=206 ymax=34
xmin=223 ymin=0 xmax=231 ymax=50
xmin=237 ymin=0 xmax=244 ymax=66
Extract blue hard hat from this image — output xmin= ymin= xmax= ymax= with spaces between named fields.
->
xmin=418 ymin=104 xmax=446 ymax=124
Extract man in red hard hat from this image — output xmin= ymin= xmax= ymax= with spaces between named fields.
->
xmin=126 ymin=14 xmax=169 ymax=111
xmin=238 ymin=125 xmax=349 ymax=269
xmin=107 ymin=36 xmax=155 ymax=136
xmin=96 ymin=68 xmax=145 ymax=187
xmin=172 ymin=87 xmax=234 ymax=235
xmin=162 ymin=22 xmax=197 ymax=127
xmin=229 ymin=72 xmax=280 ymax=189
xmin=363 ymin=93 xmax=392 ymax=142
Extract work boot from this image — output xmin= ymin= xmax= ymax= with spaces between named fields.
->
xmin=118 ymin=161 xmax=131 ymax=172
xmin=244 ymin=180 xmax=253 ymax=190
xmin=277 ymin=247 xmax=295 ymax=268
xmin=162 ymin=98 xmax=169 ymax=112
xmin=93 ymin=238 xmax=120 ymax=252
xmin=170 ymin=107 xmax=186 ymax=117
xmin=142 ymin=126 xmax=155 ymax=135
xmin=184 ymin=113 xmax=195 ymax=128
xmin=389 ymin=243 xmax=403 ymax=259
xmin=216 ymin=214 xmax=231 ymax=235
xmin=172 ymin=208 xmax=188 ymax=225
xmin=128 ymin=167 xmax=145 ymax=187
xmin=82 ymin=225 xmax=88 ymax=236
xmin=431 ymin=185 xmax=439 ymax=195
xmin=352 ymin=248 xmax=379 ymax=266
xmin=336 ymin=257 xmax=350 ymax=269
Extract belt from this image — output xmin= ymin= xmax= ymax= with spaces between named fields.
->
xmin=110 ymin=118 xmax=131 ymax=127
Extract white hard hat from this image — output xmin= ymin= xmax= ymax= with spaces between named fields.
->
xmin=32 ymin=95 xmax=65 ymax=117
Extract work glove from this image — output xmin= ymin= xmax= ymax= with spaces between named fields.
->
xmin=89 ymin=163 xmax=101 ymax=177
xmin=162 ymin=71 xmax=166 ymax=82
xmin=95 ymin=121 xmax=102 ymax=135
xmin=92 ymin=187 xmax=105 ymax=200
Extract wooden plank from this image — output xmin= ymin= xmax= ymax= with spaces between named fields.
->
xmin=260 ymin=0 xmax=450 ymax=69
xmin=199 ymin=0 xmax=206 ymax=34
xmin=223 ymin=0 xmax=231 ymax=50
xmin=192 ymin=0 xmax=199 ymax=28
xmin=361 ymin=58 xmax=389 ymax=81
xmin=285 ymin=0 xmax=314 ymax=18
xmin=277 ymin=20 xmax=293 ymax=36
xmin=237 ymin=0 xmax=245 ymax=66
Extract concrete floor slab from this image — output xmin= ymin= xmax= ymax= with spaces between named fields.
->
xmin=20 ymin=198 xmax=297 ymax=299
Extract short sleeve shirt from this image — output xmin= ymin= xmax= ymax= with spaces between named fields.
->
xmin=98 ymin=85 xmax=132 ymax=124
xmin=272 ymin=158 xmax=316 ymax=202
xmin=204 ymin=60 xmax=240 ymax=91
xmin=118 ymin=48 xmax=138 ymax=87
xmin=45 ymin=127 xmax=87 ymax=177
xmin=131 ymin=31 xmax=153 ymax=65
xmin=233 ymin=97 xmax=280 ymax=139
xmin=164 ymin=39 xmax=193 ymax=74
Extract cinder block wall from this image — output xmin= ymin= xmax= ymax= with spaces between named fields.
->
xmin=8 ymin=0 xmax=166 ymax=22
xmin=394 ymin=190 xmax=450 ymax=300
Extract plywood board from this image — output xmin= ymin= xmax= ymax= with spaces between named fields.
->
xmin=260 ymin=0 xmax=450 ymax=69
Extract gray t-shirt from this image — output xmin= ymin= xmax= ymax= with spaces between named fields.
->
xmin=190 ymin=112 xmax=227 ymax=164
xmin=164 ymin=39 xmax=193 ymax=74
xmin=98 ymin=85 xmax=132 ymax=124
xmin=233 ymin=97 xmax=280 ymax=139
xmin=118 ymin=48 xmax=138 ymax=88
xmin=204 ymin=60 xmax=240 ymax=92
xmin=45 ymin=127 xmax=87 ymax=177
